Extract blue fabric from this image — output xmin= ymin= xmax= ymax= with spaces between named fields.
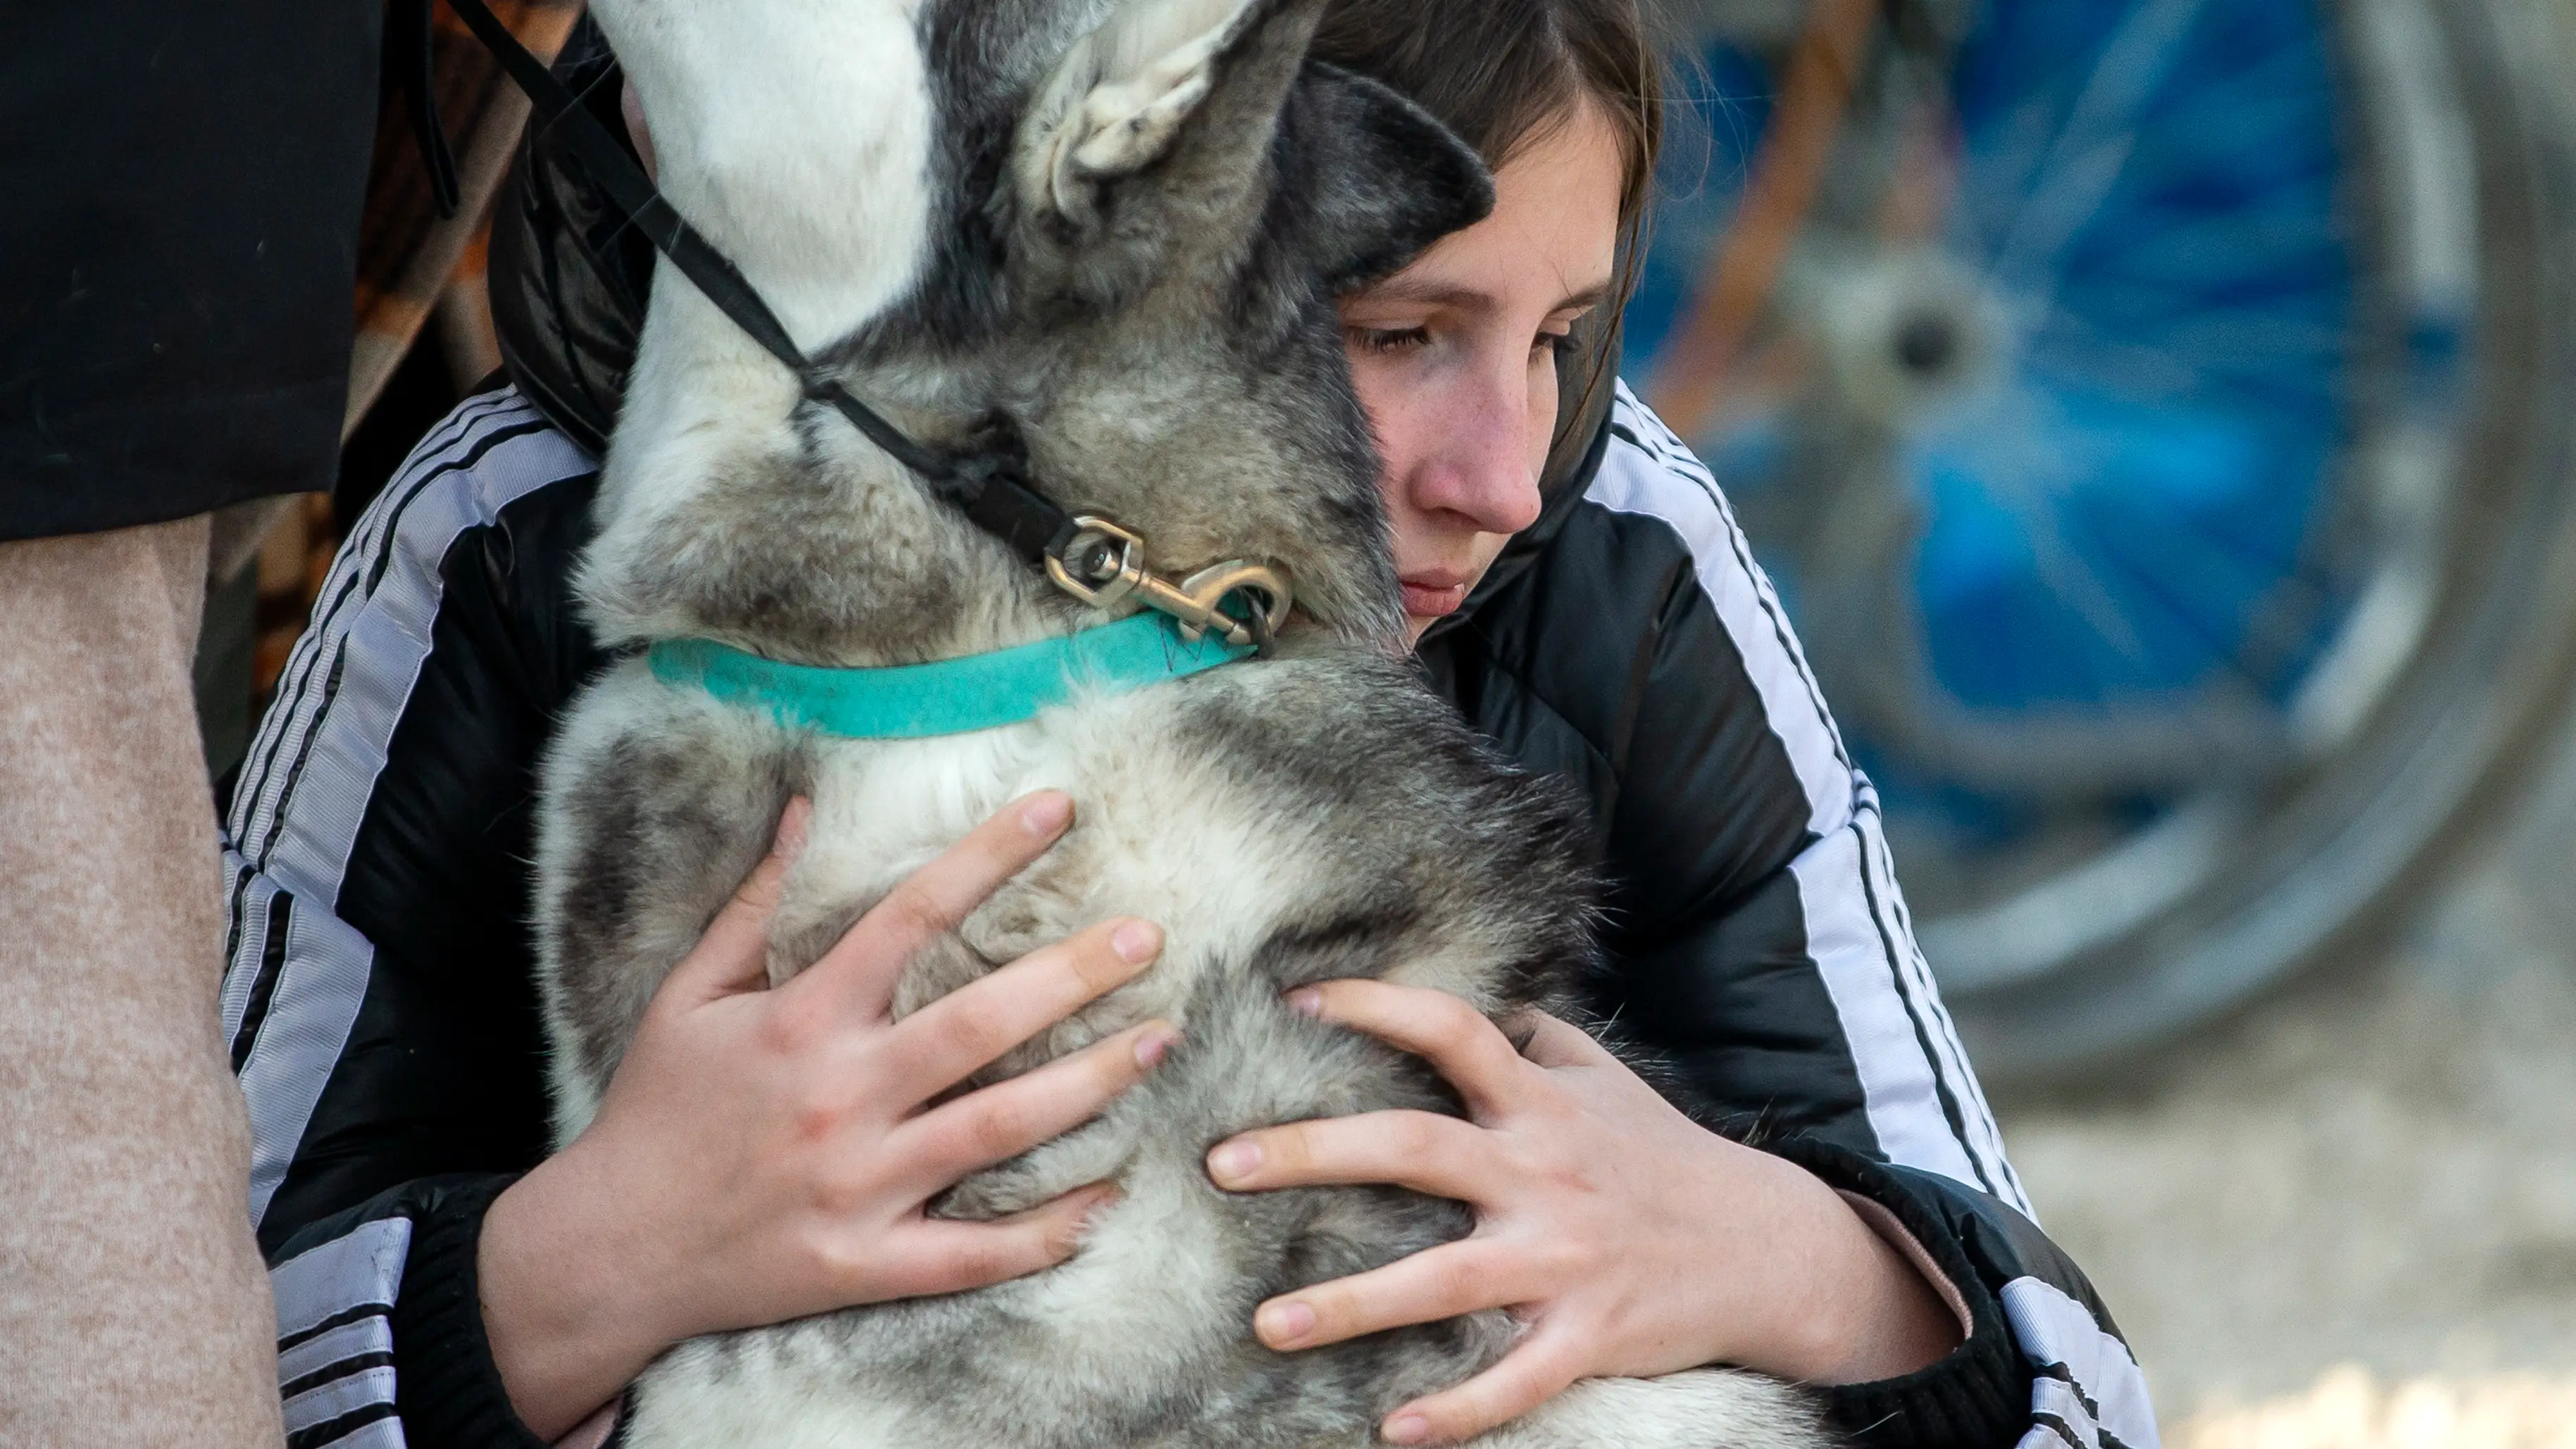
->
xmin=646 ymin=612 xmax=1253 ymax=739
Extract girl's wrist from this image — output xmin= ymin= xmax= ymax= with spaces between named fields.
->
xmin=1801 ymin=1191 xmax=1964 ymax=1384
xmin=1692 ymin=1141 xmax=1961 ymax=1386
xmin=479 ymin=1142 xmax=689 ymax=1439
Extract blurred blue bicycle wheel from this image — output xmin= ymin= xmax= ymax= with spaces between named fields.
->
xmin=1626 ymin=0 xmax=2576 ymax=1077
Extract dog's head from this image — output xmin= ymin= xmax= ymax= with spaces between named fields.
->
xmin=586 ymin=0 xmax=1491 ymax=652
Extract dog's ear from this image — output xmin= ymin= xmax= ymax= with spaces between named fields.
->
xmin=1015 ymin=0 xmax=1307 ymax=234
xmin=1287 ymin=62 xmax=1495 ymax=291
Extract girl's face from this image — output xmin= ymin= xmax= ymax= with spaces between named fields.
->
xmin=1340 ymin=102 xmax=1624 ymax=641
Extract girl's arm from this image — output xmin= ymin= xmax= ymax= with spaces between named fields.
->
xmin=1393 ymin=386 xmax=2153 ymax=1449
xmin=227 ymin=392 xmax=1168 ymax=1446
xmin=225 ymin=389 xmax=603 ymax=1449
xmin=1579 ymin=391 xmax=2151 ymax=1449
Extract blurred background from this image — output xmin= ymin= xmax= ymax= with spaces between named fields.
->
xmin=204 ymin=0 xmax=2576 ymax=1439
xmin=1622 ymin=0 xmax=2576 ymax=1439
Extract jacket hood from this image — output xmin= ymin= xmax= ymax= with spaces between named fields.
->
xmin=482 ymin=17 xmax=1618 ymax=634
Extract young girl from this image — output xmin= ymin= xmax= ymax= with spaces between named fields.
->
xmin=227 ymin=6 xmax=2149 ymax=1448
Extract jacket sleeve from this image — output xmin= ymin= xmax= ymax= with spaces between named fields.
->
xmin=219 ymin=387 xmax=601 ymax=1449
xmin=1577 ymin=386 xmax=2159 ymax=1449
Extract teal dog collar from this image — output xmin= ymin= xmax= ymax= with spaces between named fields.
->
xmin=647 ymin=611 xmax=1253 ymax=739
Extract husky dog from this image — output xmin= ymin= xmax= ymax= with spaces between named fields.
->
xmin=532 ymin=0 xmax=1831 ymax=1445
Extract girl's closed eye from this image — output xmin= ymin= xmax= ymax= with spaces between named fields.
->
xmin=1349 ymin=325 xmax=1433 ymax=355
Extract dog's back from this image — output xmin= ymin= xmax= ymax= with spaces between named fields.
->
xmin=531 ymin=2 xmax=1830 ymax=1444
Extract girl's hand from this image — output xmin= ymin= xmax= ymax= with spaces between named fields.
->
xmin=480 ymin=791 xmax=1176 ymax=1439
xmin=1203 ymin=979 xmax=1961 ymax=1446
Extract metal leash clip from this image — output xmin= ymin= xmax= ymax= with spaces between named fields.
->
xmin=1044 ymin=515 xmax=1294 ymax=648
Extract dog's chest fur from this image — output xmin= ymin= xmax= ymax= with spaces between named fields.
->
xmin=529 ymin=0 xmax=1831 ymax=1444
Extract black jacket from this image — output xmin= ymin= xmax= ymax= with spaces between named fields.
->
xmin=220 ymin=37 xmax=2156 ymax=1449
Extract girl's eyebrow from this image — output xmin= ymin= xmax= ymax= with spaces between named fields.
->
xmin=1351 ymin=279 xmax=1613 ymax=313
xmin=1353 ymin=278 xmax=1498 ymax=310
xmin=1553 ymin=282 xmax=1611 ymax=313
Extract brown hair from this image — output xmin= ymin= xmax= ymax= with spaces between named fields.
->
xmin=1308 ymin=0 xmax=1664 ymax=455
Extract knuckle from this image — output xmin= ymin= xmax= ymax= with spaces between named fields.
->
xmin=1265 ymin=1122 xmax=1314 ymax=1172
xmin=1459 ymin=1376 xmax=1532 ymax=1425
xmin=725 ymin=867 xmax=777 ymax=918
xmin=809 ymin=1229 xmax=870 ymax=1287
xmin=808 ymin=1156 xmax=883 ymax=1219
xmin=914 ymin=996 xmax=1013 ymax=1071
xmin=1037 ymin=1206 xmax=1089 ymax=1260
xmin=1067 ymin=938 xmax=1129 ymax=994
xmin=1528 ymin=1145 xmax=1599 ymax=1196
xmin=1389 ymin=1112 xmax=1446 ymax=1160
xmin=757 ymin=997 xmax=823 ymax=1055
xmin=1521 ymin=1240 xmax=1590 ymax=1296
xmin=809 ymin=1177 xmax=859 ymax=1220
xmin=964 ymin=1098 xmax=1035 ymax=1160
xmin=1534 ymin=1234 xmax=1592 ymax=1279
xmin=950 ymin=1236 xmax=1022 ymax=1286
xmin=1075 ymin=1037 xmax=1142 ymax=1097
xmin=785 ymin=1079 xmax=845 ymax=1144
xmin=1299 ymin=1286 xmax=1354 ymax=1334
xmin=1427 ymin=1255 xmax=1483 ymax=1309
xmin=877 ymin=884 xmax=951 ymax=943
xmin=1425 ymin=1001 xmax=1487 ymax=1055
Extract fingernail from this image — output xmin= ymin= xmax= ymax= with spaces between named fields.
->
xmin=1284 ymin=986 xmax=1322 ymax=1017
xmin=1020 ymin=791 xmax=1073 ymax=836
xmin=1382 ymin=1414 xmax=1431 ymax=1445
xmin=1111 ymin=920 xmax=1164 ymax=965
xmin=1206 ymin=1138 xmax=1261 ymax=1183
xmin=1133 ymin=1024 xmax=1177 ymax=1069
xmin=775 ymin=797 xmax=812 ymax=861
xmin=1256 ymin=1298 xmax=1316 ymax=1345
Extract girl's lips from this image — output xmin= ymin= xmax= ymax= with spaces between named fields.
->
xmin=1401 ymin=579 xmax=1470 ymax=617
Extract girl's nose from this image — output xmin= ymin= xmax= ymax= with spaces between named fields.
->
xmin=1406 ymin=360 xmax=1545 ymax=536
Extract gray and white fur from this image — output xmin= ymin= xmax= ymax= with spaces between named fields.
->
xmin=532 ymin=1 xmax=1833 ymax=1445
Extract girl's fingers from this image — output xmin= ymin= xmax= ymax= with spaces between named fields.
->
xmin=1204 ymin=1108 xmax=1494 ymax=1203
xmin=1380 ymin=1329 xmax=1587 ymax=1446
xmin=891 ymin=1018 xmax=1177 ymax=1187
xmin=1510 ymin=1010 xmax=1616 ymax=1071
xmin=882 ymin=917 xmax=1164 ymax=1105
xmin=663 ymin=796 xmax=810 ymax=1004
xmin=1287 ymin=979 xmax=1536 ymax=1119
xmin=794 ymin=791 xmax=1077 ymax=1018
xmin=867 ymin=1181 xmax=1120 ymax=1300
xmin=1245 ymin=1238 xmax=1529 ymax=1354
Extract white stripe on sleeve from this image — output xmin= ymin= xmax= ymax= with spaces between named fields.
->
xmin=2030 ymin=1375 xmax=2108 ymax=1448
xmin=269 ymin=1219 xmax=411 ymax=1442
xmin=1854 ymin=800 xmax=2030 ymax=1212
xmin=1789 ymin=824 xmax=1989 ymax=1188
xmin=282 ymin=1365 xmax=399 ymax=1438
xmin=239 ymin=903 xmax=382 ymax=1224
xmin=277 ymin=1314 xmax=396 ymax=1388
xmin=271 ymin=1216 xmax=412 ymax=1341
xmin=2003 ymin=1276 xmax=2162 ymax=1449
xmin=1589 ymin=382 xmax=2022 ymax=1204
xmin=1586 ymin=387 xmax=1852 ymax=835
xmin=318 ymin=1419 xmax=408 ymax=1449
xmin=218 ymin=862 xmax=282 ymax=1048
xmin=227 ymin=389 xmax=528 ymax=857
xmin=220 ymin=390 xmax=592 ymax=1229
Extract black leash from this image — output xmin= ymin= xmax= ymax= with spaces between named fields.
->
xmin=402 ymin=0 xmax=1081 ymax=569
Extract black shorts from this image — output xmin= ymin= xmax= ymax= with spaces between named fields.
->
xmin=0 ymin=0 xmax=379 ymax=543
